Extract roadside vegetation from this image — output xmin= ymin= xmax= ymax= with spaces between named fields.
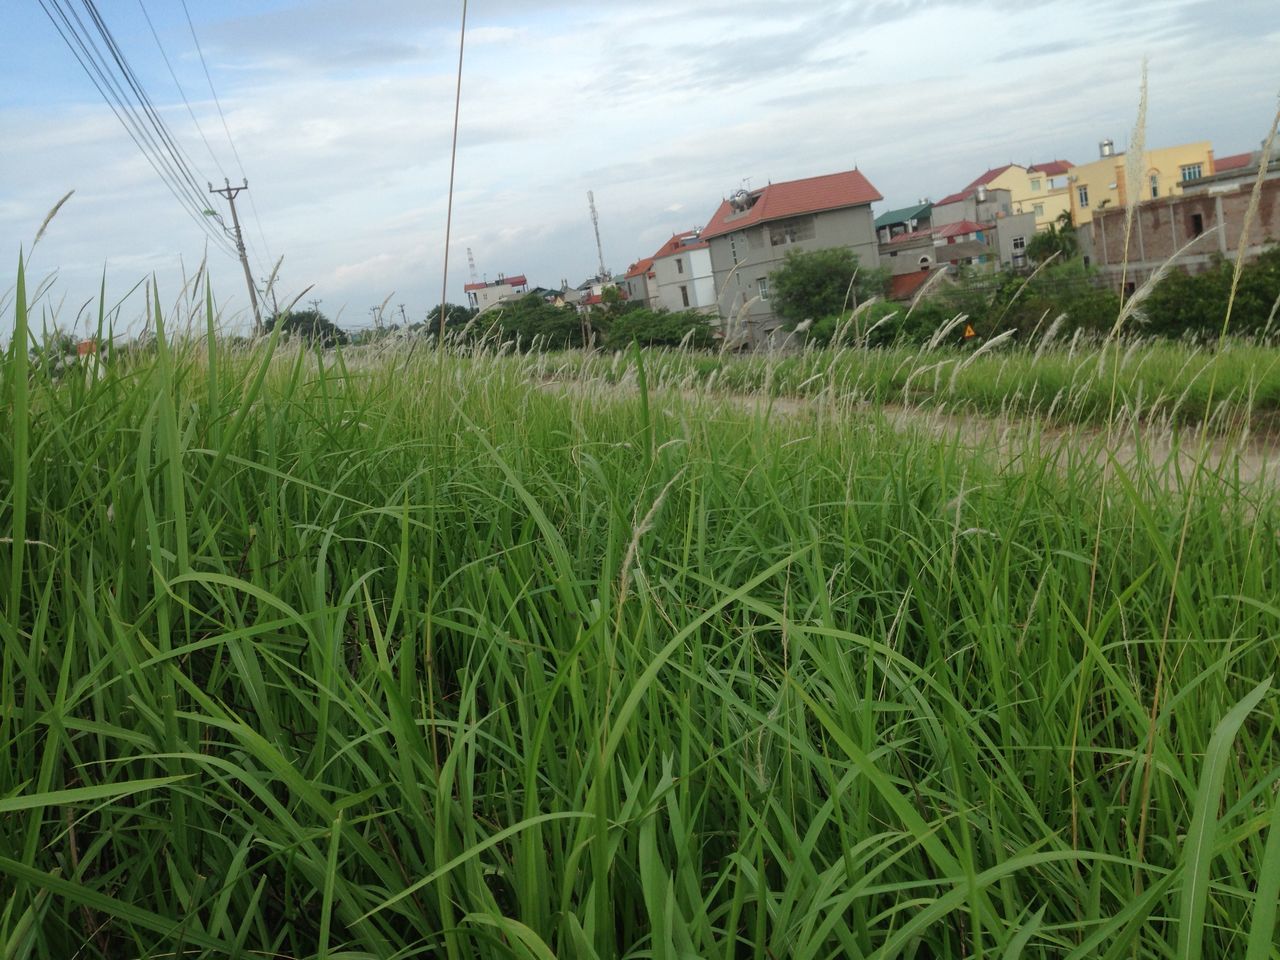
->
xmin=3 ymin=251 xmax=1280 ymax=957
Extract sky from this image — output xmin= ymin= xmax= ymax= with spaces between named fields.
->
xmin=1 ymin=0 xmax=1277 ymax=335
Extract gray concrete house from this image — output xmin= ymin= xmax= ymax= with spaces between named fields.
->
xmin=700 ymin=168 xmax=883 ymax=346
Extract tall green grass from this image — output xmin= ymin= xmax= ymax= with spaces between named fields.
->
xmin=3 ymin=273 xmax=1280 ymax=958
xmin=533 ymin=337 xmax=1280 ymax=433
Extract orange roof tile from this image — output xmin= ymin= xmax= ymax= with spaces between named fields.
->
xmin=701 ymin=169 xmax=883 ymax=240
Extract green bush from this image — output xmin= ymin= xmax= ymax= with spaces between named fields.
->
xmin=769 ymin=247 xmax=889 ymax=325
xmin=605 ymin=307 xmax=715 ymax=349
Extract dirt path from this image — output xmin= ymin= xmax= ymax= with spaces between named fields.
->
xmin=539 ymin=378 xmax=1280 ymax=490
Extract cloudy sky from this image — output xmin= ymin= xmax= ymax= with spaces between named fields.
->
xmin=2 ymin=0 xmax=1276 ymax=335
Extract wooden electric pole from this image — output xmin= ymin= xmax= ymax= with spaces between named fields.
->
xmin=209 ymin=178 xmax=263 ymax=336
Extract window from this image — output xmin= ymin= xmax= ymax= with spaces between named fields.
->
xmin=1149 ymin=174 xmax=1159 ymax=199
xmin=1031 ymin=178 xmax=1042 ymax=192
xmin=680 ymin=285 xmax=690 ymax=307
xmin=769 ymin=215 xmax=816 ymax=246
xmin=918 ymin=255 xmax=931 ymax=269
xmin=1077 ymin=185 xmax=1090 ymax=208
xmin=1034 ymin=203 xmax=1045 ymax=217
xmin=757 ymin=277 xmax=770 ymax=301
xmin=729 ymin=234 xmax=740 ymax=265
xmin=1180 ymin=163 xmax=1204 ymax=182
xmin=1189 ymin=212 xmax=1204 ymax=237
xmin=676 ymin=257 xmax=684 ymax=274
xmin=889 ymin=250 xmax=898 ymax=257
xmin=1012 ymin=236 xmax=1026 ymax=252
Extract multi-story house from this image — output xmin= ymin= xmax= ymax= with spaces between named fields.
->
xmin=464 ymin=274 xmax=529 ymax=313
xmin=700 ymin=167 xmax=883 ymax=345
xmin=936 ymin=163 xmax=1074 ymax=231
xmin=1068 ymin=138 xmax=1218 ymax=225
xmin=650 ymin=231 xmax=717 ymax=313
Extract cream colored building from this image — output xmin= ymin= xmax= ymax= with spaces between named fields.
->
xmin=1068 ymin=139 xmax=1217 ymax=225
xmin=935 ymin=162 xmax=1074 ymax=232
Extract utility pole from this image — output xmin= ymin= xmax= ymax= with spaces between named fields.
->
xmin=209 ymin=179 xmax=263 ymax=335
xmin=260 ymin=274 xmax=281 ymax=319
xmin=587 ymin=190 xmax=608 ymax=280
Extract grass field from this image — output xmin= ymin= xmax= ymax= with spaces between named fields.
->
xmin=537 ymin=336 xmax=1280 ymax=434
xmin=3 ymin=273 xmax=1280 ymax=958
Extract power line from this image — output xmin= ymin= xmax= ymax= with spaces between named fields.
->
xmin=35 ymin=0 xmax=237 ymax=258
xmin=179 ymin=0 xmax=274 ymax=273
xmin=136 ymin=0 xmax=226 ymax=179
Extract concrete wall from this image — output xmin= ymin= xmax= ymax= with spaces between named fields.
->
xmin=619 ymin=271 xmax=655 ymax=308
xmin=880 ymin=236 xmax=937 ymax=276
xmin=994 ymin=212 xmax=1038 ymax=268
xmin=653 ymin=246 xmax=716 ymax=313
xmin=709 ymin=205 xmax=879 ymax=344
xmin=932 ymin=188 xmax=1014 ymax=228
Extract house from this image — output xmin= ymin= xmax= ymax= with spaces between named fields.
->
xmin=876 ymin=201 xmax=932 ymax=242
xmin=935 ymin=163 xmax=1074 ymax=232
xmin=1067 ymin=138 xmax=1218 ymax=225
xmin=649 ymin=231 xmax=716 ymax=313
xmin=465 ymin=274 xmax=529 ymax=312
xmin=932 ymin=182 xmax=1015 ymax=228
xmin=619 ymin=258 xmax=656 ymax=308
xmin=700 ymin=167 xmax=883 ymax=345
xmin=1084 ymin=149 xmax=1280 ymax=292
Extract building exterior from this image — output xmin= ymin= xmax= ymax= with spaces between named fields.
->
xmin=701 ymin=168 xmax=883 ymax=345
xmin=619 ymin=258 xmax=656 ymax=308
xmin=875 ymin=201 xmax=932 ymax=242
xmin=932 ymin=185 xmax=1015 ymax=228
xmin=1084 ymin=150 xmax=1280 ymax=291
xmin=1068 ymin=139 xmax=1218 ymax=225
xmin=880 ymin=212 xmax=1037 ymax=276
xmin=650 ymin=231 xmax=716 ymax=313
xmin=464 ymin=274 xmax=529 ymax=312
xmin=1022 ymin=161 xmax=1074 ymax=229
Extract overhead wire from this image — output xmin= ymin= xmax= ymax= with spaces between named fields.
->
xmin=34 ymin=0 xmax=238 ymax=259
xmin=179 ymin=0 xmax=274 ymax=274
xmin=135 ymin=0 xmax=226 ymax=179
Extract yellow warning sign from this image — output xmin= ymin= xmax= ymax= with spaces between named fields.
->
xmin=962 ymin=323 xmax=976 ymax=340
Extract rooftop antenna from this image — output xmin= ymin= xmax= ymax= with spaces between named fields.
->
xmin=466 ymin=246 xmax=479 ymax=284
xmin=587 ymin=190 xmax=608 ymax=279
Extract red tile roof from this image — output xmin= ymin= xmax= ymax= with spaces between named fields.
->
xmin=701 ymin=169 xmax=883 ymax=239
xmin=624 ymin=257 xmax=654 ymax=279
xmin=1028 ymin=160 xmax=1072 ymax=176
xmin=889 ymin=271 xmax=935 ymax=301
xmin=1215 ymin=152 xmax=1254 ymax=172
xmin=465 ymin=274 xmax=528 ymax=292
xmin=650 ymin=231 xmax=710 ymax=261
xmin=936 ymin=165 xmax=1018 ymax=206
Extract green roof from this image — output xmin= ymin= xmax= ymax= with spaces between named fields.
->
xmin=875 ymin=201 xmax=932 ymax=228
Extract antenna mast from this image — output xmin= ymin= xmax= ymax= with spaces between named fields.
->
xmin=466 ymin=246 xmax=479 ymax=284
xmin=587 ymin=190 xmax=608 ymax=279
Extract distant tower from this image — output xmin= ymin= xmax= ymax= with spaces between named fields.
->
xmin=587 ymin=190 xmax=608 ymax=279
xmin=467 ymin=246 xmax=479 ymax=285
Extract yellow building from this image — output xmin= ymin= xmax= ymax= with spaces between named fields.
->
xmin=938 ymin=161 xmax=1074 ymax=231
xmin=1068 ymin=139 xmax=1217 ymax=225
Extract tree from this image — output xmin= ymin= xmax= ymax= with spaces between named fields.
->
xmin=485 ymin=293 xmax=585 ymax=350
xmin=1026 ymin=211 xmax=1080 ymax=264
xmin=424 ymin=302 xmax=476 ymax=334
xmin=769 ymin=247 xmax=890 ymax=325
xmin=267 ymin=308 xmax=348 ymax=347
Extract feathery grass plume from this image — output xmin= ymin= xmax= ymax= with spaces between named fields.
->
xmin=949 ymin=329 xmax=1016 ymax=391
xmin=1117 ymin=58 xmax=1149 ymax=303
xmin=925 ymin=312 xmax=970 ymax=350
xmin=906 ymin=266 xmax=949 ymax=319
xmin=860 ymin=308 xmax=899 ymax=347
xmin=30 ymin=190 xmax=75 ymax=253
xmin=617 ymin=466 xmax=687 ymax=606
xmin=1107 ymin=225 xmax=1222 ymax=338
xmin=1033 ymin=313 xmax=1067 ymax=360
